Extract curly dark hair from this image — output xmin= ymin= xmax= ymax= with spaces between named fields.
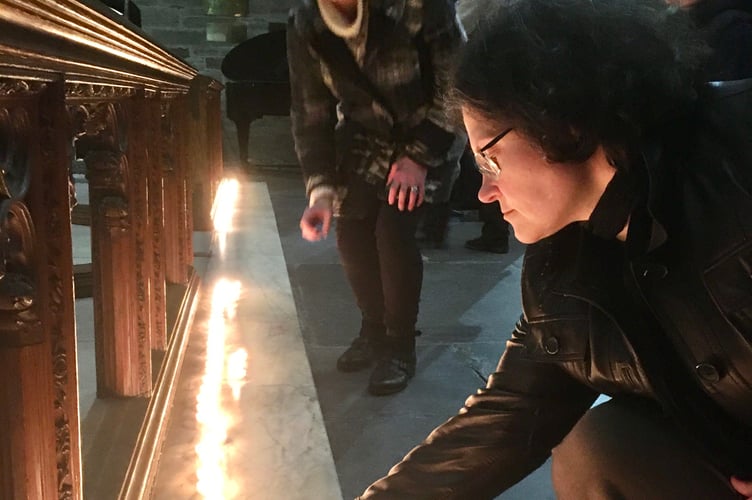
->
xmin=453 ymin=0 xmax=709 ymax=166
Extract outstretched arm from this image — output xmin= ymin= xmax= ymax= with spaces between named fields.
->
xmin=358 ymin=317 xmax=598 ymax=499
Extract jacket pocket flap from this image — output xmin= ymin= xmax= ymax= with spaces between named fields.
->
xmin=525 ymin=316 xmax=589 ymax=362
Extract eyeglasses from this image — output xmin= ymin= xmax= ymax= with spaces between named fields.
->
xmin=474 ymin=127 xmax=514 ymax=177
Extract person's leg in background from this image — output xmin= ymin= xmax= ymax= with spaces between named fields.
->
xmin=417 ymin=158 xmax=461 ymax=250
xmin=335 ymin=197 xmax=388 ymax=373
xmin=417 ymin=201 xmax=451 ymax=249
xmin=369 ymin=200 xmax=423 ymax=395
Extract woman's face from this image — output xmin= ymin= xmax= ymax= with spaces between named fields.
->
xmin=462 ymin=107 xmax=616 ymax=244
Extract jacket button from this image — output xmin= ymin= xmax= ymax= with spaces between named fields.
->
xmin=695 ymin=362 xmax=721 ymax=383
xmin=641 ymin=263 xmax=668 ymax=279
xmin=544 ymin=336 xmax=560 ymax=355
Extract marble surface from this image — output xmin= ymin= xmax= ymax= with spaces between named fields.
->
xmin=150 ymin=180 xmax=342 ymax=500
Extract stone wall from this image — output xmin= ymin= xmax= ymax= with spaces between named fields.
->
xmin=135 ymin=0 xmax=295 ymax=82
xmin=132 ymin=0 xmax=299 ymax=165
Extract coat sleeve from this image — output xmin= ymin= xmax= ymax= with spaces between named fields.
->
xmin=704 ymin=10 xmax=752 ymax=80
xmin=402 ymin=0 xmax=466 ymax=169
xmin=357 ymin=317 xmax=599 ymax=500
xmin=287 ymin=12 xmax=339 ymax=203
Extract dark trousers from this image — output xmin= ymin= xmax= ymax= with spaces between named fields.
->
xmin=552 ymin=397 xmax=741 ymax=499
xmin=336 ymin=195 xmax=423 ymax=353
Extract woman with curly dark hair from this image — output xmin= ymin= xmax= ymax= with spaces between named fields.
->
xmin=357 ymin=0 xmax=752 ymax=498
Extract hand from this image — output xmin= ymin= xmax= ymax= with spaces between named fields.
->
xmin=732 ymin=476 xmax=752 ymax=499
xmin=300 ymin=198 xmax=332 ymax=241
xmin=387 ymin=156 xmax=428 ymax=211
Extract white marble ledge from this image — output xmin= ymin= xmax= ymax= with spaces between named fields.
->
xmin=150 ymin=181 xmax=342 ymax=500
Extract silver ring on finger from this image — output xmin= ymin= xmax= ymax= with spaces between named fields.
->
xmin=409 ymin=185 xmax=419 ymax=193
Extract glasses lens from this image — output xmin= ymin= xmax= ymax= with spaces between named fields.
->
xmin=474 ymin=153 xmax=500 ymax=177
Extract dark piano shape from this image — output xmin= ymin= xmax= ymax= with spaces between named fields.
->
xmin=99 ymin=0 xmax=142 ymax=27
xmin=221 ymin=29 xmax=291 ymax=165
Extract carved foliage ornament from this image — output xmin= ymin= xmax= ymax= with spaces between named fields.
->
xmin=66 ymin=83 xmax=136 ymax=101
xmin=69 ymin=102 xmax=128 ymax=152
xmin=0 ymin=107 xmax=39 ymax=347
xmin=0 ymin=79 xmax=47 ymax=97
xmin=0 ymin=200 xmax=40 ymax=347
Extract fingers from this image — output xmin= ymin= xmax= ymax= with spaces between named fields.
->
xmin=412 ymin=186 xmax=424 ymax=210
xmin=388 ymin=183 xmax=423 ymax=211
xmin=320 ymin=209 xmax=332 ymax=237
xmin=731 ymin=476 xmax=752 ymax=498
xmin=388 ymin=182 xmax=399 ymax=206
xmin=406 ymin=185 xmax=420 ymax=211
xmin=388 ymin=157 xmax=428 ymax=210
xmin=387 ymin=164 xmax=397 ymax=185
xmin=300 ymin=207 xmax=331 ymax=241
xmin=300 ymin=217 xmax=320 ymax=241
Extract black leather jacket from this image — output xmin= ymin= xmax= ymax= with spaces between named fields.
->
xmin=359 ymin=81 xmax=752 ymax=499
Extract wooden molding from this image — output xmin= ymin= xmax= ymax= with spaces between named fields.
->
xmin=0 ymin=0 xmax=197 ymax=91
xmin=118 ymin=269 xmax=201 ymax=500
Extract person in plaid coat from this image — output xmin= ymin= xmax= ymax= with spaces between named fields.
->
xmin=287 ymin=0 xmax=466 ymax=395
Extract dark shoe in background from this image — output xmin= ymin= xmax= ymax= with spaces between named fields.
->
xmin=337 ymin=336 xmax=377 ymax=372
xmin=464 ymin=236 xmax=509 ymax=254
xmin=367 ymin=353 xmax=416 ymax=396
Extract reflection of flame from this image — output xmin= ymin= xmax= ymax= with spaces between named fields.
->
xmin=212 ymin=178 xmax=240 ymax=255
xmin=227 ymin=349 xmax=248 ymax=402
xmin=195 ymin=279 xmax=242 ymax=499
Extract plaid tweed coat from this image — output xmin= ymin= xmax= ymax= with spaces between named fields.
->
xmin=287 ymin=0 xmax=467 ymax=214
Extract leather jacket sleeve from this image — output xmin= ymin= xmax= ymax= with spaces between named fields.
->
xmin=358 ymin=317 xmax=599 ymax=500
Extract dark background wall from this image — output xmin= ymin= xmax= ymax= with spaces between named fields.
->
xmin=118 ymin=0 xmax=298 ymax=165
xmin=133 ymin=0 xmax=294 ymax=83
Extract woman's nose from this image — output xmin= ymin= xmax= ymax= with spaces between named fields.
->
xmin=477 ymin=175 xmax=498 ymax=204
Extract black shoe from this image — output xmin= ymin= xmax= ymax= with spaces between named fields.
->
xmin=367 ymin=354 xmax=416 ymax=396
xmin=337 ymin=337 xmax=376 ymax=373
xmin=464 ymin=236 xmax=509 ymax=254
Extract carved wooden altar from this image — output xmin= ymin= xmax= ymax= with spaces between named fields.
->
xmin=0 ymin=1 xmax=222 ymax=497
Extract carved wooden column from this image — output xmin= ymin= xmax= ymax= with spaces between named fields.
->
xmin=147 ymin=93 xmax=167 ymax=350
xmin=75 ymin=92 xmax=151 ymax=397
xmin=189 ymin=77 xmax=211 ymax=232
xmin=0 ymin=79 xmax=81 ymax=499
xmin=127 ymin=90 xmax=155 ymax=361
xmin=189 ymin=76 xmax=224 ymax=231
xmin=161 ymin=97 xmax=191 ymax=285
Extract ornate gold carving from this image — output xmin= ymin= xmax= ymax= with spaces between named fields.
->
xmin=84 ymin=136 xmax=130 ymax=231
xmin=66 ymin=83 xmax=136 ymax=100
xmin=0 ymin=200 xmax=41 ymax=348
xmin=69 ymin=102 xmax=127 ymax=153
xmin=86 ymin=150 xmax=128 ymax=194
xmin=0 ymin=79 xmax=47 ymax=97
xmin=38 ymin=83 xmax=77 ymax=498
xmin=99 ymin=196 xmax=130 ymax=230
xmin=0 ymin=107 xmax=33 ymax=200
xmin=0 ymin=101 xmax=38 ymax=348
